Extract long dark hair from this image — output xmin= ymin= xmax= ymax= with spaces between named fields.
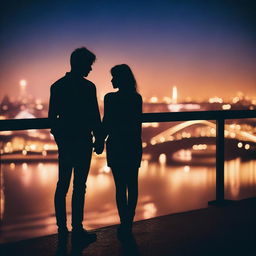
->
xmin=111 ymin=64 xmax=137 ymax=92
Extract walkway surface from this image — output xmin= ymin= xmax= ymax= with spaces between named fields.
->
xmin=1 ymin=198 xmax=256 ymax=256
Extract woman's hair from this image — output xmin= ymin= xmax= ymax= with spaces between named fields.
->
xmin=111 ymin=64 xmax=137 ymax=92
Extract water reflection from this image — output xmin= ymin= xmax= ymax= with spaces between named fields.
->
xmin=0 ymin=169 xmax=4 ymax=220
xmin=37 ymin=163 xmax=57 ymax=186
xmin=225 ymin=159 xmax=240 ymax=197
xmin=143 ymin=203 xmax=157 ymax=219
xmin=1 ymin=157 xmax=256 ymax=243
xmin=225 ymin=158 xmax=256 ymax=199
xmin=21 ymin=163 xmax=32 ymax=186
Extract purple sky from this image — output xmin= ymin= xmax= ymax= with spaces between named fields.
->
xmin=1 ymin=0 xmax=255 ymax=102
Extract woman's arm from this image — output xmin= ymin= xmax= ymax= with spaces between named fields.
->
xmin=102 ymin=93 xmax=111 ymax=140
xmin=134 ymin=93 xmax=143 ymax=134
xmin=91 ymin=85 xmax=103 ymax=140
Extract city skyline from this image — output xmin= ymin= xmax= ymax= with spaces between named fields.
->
xmin=1 ymin=0 xmax=256 ymax=101
xmin=1 ymin=80 xmax=256 ymax=103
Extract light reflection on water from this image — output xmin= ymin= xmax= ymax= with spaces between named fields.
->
xmin=1 ymin=157 xmax=256 ymax=243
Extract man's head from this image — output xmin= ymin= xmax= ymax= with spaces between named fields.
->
xmin=70 ymin=47 xmax=96 ymax=76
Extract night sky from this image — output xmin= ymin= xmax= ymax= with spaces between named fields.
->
xmin=1 ymin=0 xmax=256 ymax=102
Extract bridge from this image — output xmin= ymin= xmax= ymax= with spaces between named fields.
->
xmin=149 ymin=120 xmax=256 ymax=144
xmin=143 ymin=120 xmax=256 ymax=163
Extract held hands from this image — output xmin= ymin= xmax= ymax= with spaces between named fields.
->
xmin=93 ymin=139 xmax=105 ymax=155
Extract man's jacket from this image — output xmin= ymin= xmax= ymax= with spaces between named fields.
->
xmin=48 ymin=72 xmax=102 ymax=140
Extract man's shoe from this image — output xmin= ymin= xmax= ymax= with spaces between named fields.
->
xmin=57 ymin=227 xmax=69 ymax=241
xmin=117 ymin=225 xmax=125 ymax=241
xmin=117 ymin=224 xmax=132 ymax=242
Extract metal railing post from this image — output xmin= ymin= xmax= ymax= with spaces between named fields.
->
xmin=216 ymin=118 xmax=225 ymax=203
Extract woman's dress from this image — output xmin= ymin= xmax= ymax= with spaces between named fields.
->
xmin=103 ymin=91 xmax=142 ymax=168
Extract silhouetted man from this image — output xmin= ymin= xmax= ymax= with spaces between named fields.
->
xmin=48 ymin=47 xmax=103 ymax=244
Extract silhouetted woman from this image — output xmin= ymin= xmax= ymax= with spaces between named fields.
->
xmin=103 ymin=64 xmax=142 ymax=239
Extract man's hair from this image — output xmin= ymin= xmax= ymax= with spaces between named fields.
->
xmin=70 ymin=47 xmax=96 ymax=69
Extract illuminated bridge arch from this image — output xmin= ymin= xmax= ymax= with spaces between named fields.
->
xmin=150 ymin=120 xmax=256 ymax=145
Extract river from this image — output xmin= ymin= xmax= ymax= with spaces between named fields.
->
xmin=1 ymin=157 xmax=256 ymax=243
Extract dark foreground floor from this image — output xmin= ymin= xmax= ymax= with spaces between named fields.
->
xmin=1 ymin=198 xmax=256 ymax=256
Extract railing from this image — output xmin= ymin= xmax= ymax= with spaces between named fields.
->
xmin=1 ymin=110 xmax=256 ymax=205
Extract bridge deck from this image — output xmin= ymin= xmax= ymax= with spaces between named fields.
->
xmin=1 ymin=197 xmax=256 ymax=256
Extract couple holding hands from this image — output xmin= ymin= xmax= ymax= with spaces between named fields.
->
xmin=48 ymin=47 xmax=142 ymax=244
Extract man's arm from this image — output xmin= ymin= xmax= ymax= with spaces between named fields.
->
xmin=91 ymin=85 xmax=104 ymax=154
xmin=48 ymin=85 xmax=58 ymax=134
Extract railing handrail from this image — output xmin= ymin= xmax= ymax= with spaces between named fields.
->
xmin=0 ymin=110 xmax=255 ymax=131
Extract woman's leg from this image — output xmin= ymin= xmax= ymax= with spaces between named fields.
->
xmin=127 ymin=168 xmax=139 ymax=224
xmin=111 ymin=167 xmax=128 ymax=224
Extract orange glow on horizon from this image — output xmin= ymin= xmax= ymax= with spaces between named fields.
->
xmin=1 ymin=51 xmax=256 ymax=102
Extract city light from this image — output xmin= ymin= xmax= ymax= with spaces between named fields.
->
xmin=151 ymin=123 xmax=159 ymax=128
xmin=142 ymin=122 xmax=159 ymax=128
xmin=19 ymin=79 xmax=27 ymax=87
xmin=245 ymin=144 xmax=250 ymax=150
xmin=173 ymin=149 xmax=192 ymax=161
xmin=22 ymin=163 xmax=28 ymax=170
xmin=172 ymin=86 xmax=177 ymax=104
xmin=10 ymin=163 xmax=15 ymax=170
xmin=142 ymin=142 xmax=147 ymax=148
xmin=192 ymin=144 xmax=207 ymax=150
xmin=159 ymin=137 xmax=165 ymax=142
xmin=209 ymin=97 xmax=223 ymax=103
xmin=36 ymin=104 xmax=43 ymax=110
xmin=150 ymin=96 xmax=158 ymax=103
xmin=184 ymin=165 xmax=190 ymax=173
xmin=38 ymin=163 xmax=44 ymax=168
xmin=150 ymin=139 xmax=156 ymax=145
xmin=232 ymin=97 xmax=240 ymax=104
xmin=222 ymin=104 xmax=231 ymax=110
xmin=159 ymin=154 xmax=167 ymax=165
xmin=237 ymin=142 xmax=243 ymax=148
xmin=163 ymin=96 xmax=172 ymax=104
xmin=230 ymin=132 xmax=236 ymax=138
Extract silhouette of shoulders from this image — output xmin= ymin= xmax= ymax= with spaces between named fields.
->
xmin=51 ymin=73 xmax=96 ymax=92
xmin=50 ymin=76 xmax=66 ymax=91
xmin=49 ymin=72 xmax=101 ymax=137
xmin=104 ymin=91 xmax=142 ymax=103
